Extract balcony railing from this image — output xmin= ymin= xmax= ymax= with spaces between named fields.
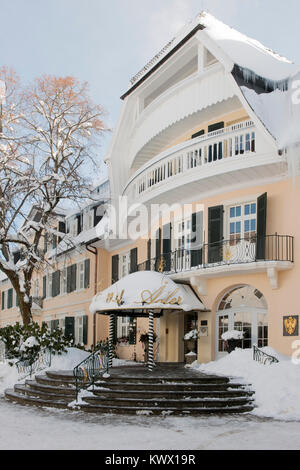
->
xmin=125 ymin=120 xmax=256 ymax=199
xmin=137 ymin=235 xmax=294 ymax=275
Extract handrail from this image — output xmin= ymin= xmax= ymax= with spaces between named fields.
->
xmin=124 ymin=120 xmax=255 ymax=197
xmin=137 ymin=234 xmax=294 ymax=274
xmin=253 ymin=345 xmax=279 ymax=365
xmin=73 ymin=349 xmax=109 ymax=402
xmin=16 ymin=348 xmax=52 ymax=380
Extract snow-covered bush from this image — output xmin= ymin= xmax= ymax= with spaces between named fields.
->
xmin=184 ymin=329 xmax=198 ymax=340
xmin=0 ymin=322 xmax=73 ymax=362
xmin=221 ymin=330 xmax=244 ymax=341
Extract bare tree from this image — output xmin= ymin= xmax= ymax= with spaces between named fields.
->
xmin=0 ymin=71 xmax=106 ymax=324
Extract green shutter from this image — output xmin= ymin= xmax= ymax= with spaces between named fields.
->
xmin=256 ymin=193 xmax=267 ymax=260
xmin=112 ymin=255 xmax=119 ymax=284
xmin=1 ymin=291 xmax=5 ymax=310
xmin=191 ymin=212 xmax=203 ymax=267
xmin=83 ymin=315 xmax=88 ymax=345
xmin=130 ymin=248 xmax=138 ymax=274
xmin=146 ymin=239 xmax=151 ymax=270
xmin=84 ymin=259 xmax=90 ymax=289
xmin=67 ymin=266 xmax=72 ymax=293
xmin=52 ymin=271 xmax=60 ymax=297
xmin=16 ymin=291 xmax=19 ymax=307
xmin=71 ymin=264 xmax=77 ymax=292
xmin=208 ymin=205 xmax=224 ymax=263
xmin=42 ymin=275 xmax=47 ymax=299
xmin=7 ymin=289 xmax=13 ymax=309
xmin=162 ymin=223 xmax=172 ymax=271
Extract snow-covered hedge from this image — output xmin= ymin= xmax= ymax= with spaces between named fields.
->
xmin=221 ymin=330 xmax=244 ymax=341
xmin=0 ymin=322 xmax=73 ymax=362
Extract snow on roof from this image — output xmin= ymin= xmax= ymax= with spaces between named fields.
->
xmin=126 ymin=11 xmax=299 ymax=96
xmin=89 ymin=271 xmax=206 ymax=314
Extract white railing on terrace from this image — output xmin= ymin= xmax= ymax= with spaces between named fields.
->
xmin=126 ymin=120 xmax=256 ymax=198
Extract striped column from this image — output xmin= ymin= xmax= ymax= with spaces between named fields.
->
xmin=148 ymin=310 xmax=154 ymax=372
xmin=108 ymin=314 xmax=115 ymax=369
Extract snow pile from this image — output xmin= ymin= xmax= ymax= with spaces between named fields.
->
xmin=0 ymin=362 xmax=19 ymax=395
xmin=193 ymin=348 xmax=300 ymax=420
xmin=0 ymin=347 xmax=89 ymax=396
xmin=221 ymin=330 xmax=244 ymax=341
xmin=49 ymin=347 xmax=90 ymax=371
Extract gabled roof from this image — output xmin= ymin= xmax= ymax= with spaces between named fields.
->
xmin=122 ymin=11 xmax=298 ymax=100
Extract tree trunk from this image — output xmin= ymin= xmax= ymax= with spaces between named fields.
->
xmin=19 ymin=299 xmax=33 ymax=325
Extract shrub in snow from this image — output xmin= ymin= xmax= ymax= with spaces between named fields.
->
xmin=184 ymin=329 xmax=198 ymax=340
xmin=0 ymin=322 xmax=73 ymax=363
xmin=221 ymin=330 xmax=244 ymax=341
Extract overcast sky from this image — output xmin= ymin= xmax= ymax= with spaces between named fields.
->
xmin=1 ymin=0 xmax=299 ymax=178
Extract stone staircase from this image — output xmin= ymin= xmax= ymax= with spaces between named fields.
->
xmin=5 ymin=367 xmax=255 ymax=415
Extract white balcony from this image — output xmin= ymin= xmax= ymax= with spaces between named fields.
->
xmin=123 ymin=120 xmax=286 ymax=206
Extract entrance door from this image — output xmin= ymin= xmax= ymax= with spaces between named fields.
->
xmin=215 ymin=286 xmax=268 ymax=359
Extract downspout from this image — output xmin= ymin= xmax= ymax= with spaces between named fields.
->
xmin=86 ymin=243 xmax=98 ymax=348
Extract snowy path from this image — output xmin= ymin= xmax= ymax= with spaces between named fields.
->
xmin=1 ymin=398 xmax=300 ymax=450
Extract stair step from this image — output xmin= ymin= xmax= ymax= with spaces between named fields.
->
xmin=5 ymin=389 xmax=69 ymax=409
xmin=25 ymin=380 xmax=76 ymax=396
xmin=92 ymin=388 xmax=254 ymax=399
xmin=46 ymin=371 xmax=75 ymax=382
xmin=14 ymin=384 xmax=73 ymax=402
xmin=35 ymin=375 xmax=76 ymax=388
xmin=77 ymin=403 xmax=254 ymax=415
xmin=94 ymin=381 xmax=248 ymax=391
xmin=83 ymin=395 xmax=253 ymax=408
xmin=99 ymin=376 xmax=229 ymax=384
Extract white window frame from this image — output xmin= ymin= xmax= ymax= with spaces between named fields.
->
xmin=225 ymin=200 xmax=257 ymax=242
xmin=47 ymin=273 xmax=52 ymax=299
xmin=78 ymin=261 xmax=85 ymax=290
xmin=61 ymin=267 xmax=67 ymax=295
xmin=74 ymin=314 xmax=85 ymax=345
xmin=119 ymin=251 xmax=131 ymax=279
xmin=117 ymin=316 xmax=130 ymax=341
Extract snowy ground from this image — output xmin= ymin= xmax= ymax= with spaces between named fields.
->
xmin=1 ymin=347 xmax=300 ymax=450
xmin=1 ymin=399 xmax=300 ymax=450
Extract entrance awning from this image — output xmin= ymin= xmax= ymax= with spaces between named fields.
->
xmin=89 ymin=271 xmax=207 ymax=314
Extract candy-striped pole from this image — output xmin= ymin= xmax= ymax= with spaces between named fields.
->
xmin=148 ymin=310 xmax=154 ymax=372
xmin=109 ymin=314 xmax=114 ymax=369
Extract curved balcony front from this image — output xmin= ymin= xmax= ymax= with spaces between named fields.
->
xmin=123 ymin=120 xmax=285 ymax=206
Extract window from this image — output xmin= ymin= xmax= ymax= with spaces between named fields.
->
xmin=228 ymin=202 xmax=257 ymax=245
xmin=47 ymin=274 xmax=52 ymax=298
xmin=75 ymin=316 xmax=84 ymax=345
xmin=78 ymin=261 xmax=85 ymax=290
xmin=257 ymin=313 xmax=268 ymax=347
xmin=33 ymin=279 xmax=40 ymax=298
xmin=58 ymin=317 xmax=65 ymax=334
xmin=68 ymin=218 xmax=77 ymax=237
xmin=61 ymin=268 xmax=67 ymax=295
xmin=117 ymin=316 xmax=130 ymax=339
xmin=119 ymin=252 xmax=131 ymax=279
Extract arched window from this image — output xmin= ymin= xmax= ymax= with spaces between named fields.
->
xmin=216 ymin=285 xmax=268 ymax=356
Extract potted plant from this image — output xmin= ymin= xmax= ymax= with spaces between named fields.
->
xmin=184 ymin=329 xmax=198 ymax=352
xmin=221 ymin=330 xmax=244 ymax=353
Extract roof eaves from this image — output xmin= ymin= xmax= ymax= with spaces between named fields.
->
xmin=120 ymin=23 xmax=205 ymax=101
